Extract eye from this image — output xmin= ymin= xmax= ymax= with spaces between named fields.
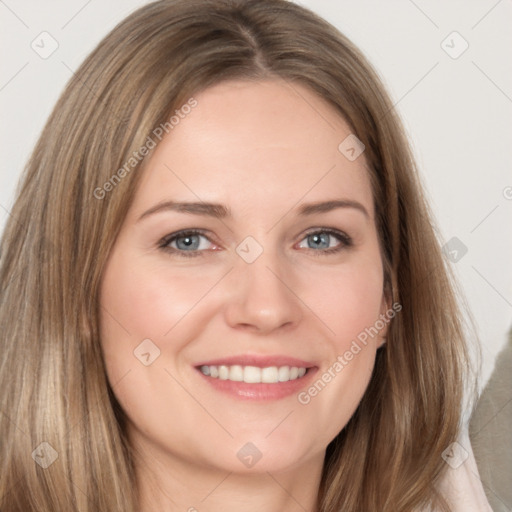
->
xmin=159 ymin=227 xmax=352 ymax=258
xmin=159 ymin=229 xmax=217 ymax=257
xmin=297 ymin=229 xmax=352 ymax=255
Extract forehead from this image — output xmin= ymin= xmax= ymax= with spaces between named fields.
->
xmin=131 ymin=79 xmax=373 ymax=220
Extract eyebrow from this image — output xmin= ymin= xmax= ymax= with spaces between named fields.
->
xmin=137 ymin=198 xmax=369 ymax=222
xmin=297 ymin=199 xmax=369 ymax=218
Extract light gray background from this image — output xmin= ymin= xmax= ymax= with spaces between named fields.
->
xmin=1 ymin=0 xmax=511 ymax=390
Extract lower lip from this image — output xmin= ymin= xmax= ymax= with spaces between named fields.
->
xmin=195 ymin=367 xmax=318 ymax=401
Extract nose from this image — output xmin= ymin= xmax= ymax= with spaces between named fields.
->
xmin=223 ymin=249 xmax=303 ymax=335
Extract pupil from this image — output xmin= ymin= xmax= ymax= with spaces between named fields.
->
xmin=310 ymin=233 xmax=328 ymax=249
xmin=177 ymin=235 xmax=199 ymax=250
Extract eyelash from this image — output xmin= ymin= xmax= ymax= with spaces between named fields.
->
xmin=158 ymin=228 xmax=353 ymax=258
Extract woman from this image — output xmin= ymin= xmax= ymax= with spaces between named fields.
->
xmin=0 ymin=0 xmax=492 ymax=510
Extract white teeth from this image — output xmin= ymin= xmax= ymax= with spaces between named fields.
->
xmin=199 ymin=364 xmax=308 ymax=383
xmin=278 ymin=365 xmax=289 ymax=382
xmin=229 ymin=365 xmax=244 ymax=382
xmin=261 ymin=366 xmax=278 ymax=383
xmin=243 ymin=366 xmax=261 ymax=383
xmin=218 ymin=365 xmax=229 ymax=380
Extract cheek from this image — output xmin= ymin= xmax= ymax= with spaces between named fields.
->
xmin=291 ymin=248 xmax=384 ymax=440
xmin=334 ymin=267 xmax=384 ymax=343
xmin=99 ymin=248 xmax=220 ymax=345
xmin=301 ymin=253 xmax=385 ymax=348
xmin=98 ymin=249 xmax=212 ymax=427
xmin=296 ymin=282 xmax=382 ymax=447
xmin=98 ymin=246 xmax=230 ymax=401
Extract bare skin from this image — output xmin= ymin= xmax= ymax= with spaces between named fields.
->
xmin=99 ymin=79 xmax=388 ymax=512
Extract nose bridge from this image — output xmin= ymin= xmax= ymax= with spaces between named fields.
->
xmin=223 ymin=237 xmax=303 ymax=332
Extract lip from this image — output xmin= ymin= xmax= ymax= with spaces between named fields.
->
xmin=194 ymin=354 xmax=316 ymax=368
xmin=194 ymin=354 xmax=318 ymax=401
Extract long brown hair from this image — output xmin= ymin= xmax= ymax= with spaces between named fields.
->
xmin=0 ymin=1 xmax=473 ymax=510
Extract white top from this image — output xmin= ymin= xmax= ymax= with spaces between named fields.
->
xmin=435 ymin=430 xmax=493 ymax=511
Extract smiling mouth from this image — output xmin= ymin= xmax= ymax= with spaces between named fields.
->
xmin=198 ymin=364 xmax=309 ymax=383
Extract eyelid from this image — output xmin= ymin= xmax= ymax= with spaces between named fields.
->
xmin=300 ymin=226 xmax=351 ymax=242
xmin=158 ymin=229 xmax=219 ymax=256
xmin=158 ymin=226 xmax=353 ymax=257
xmin=160 ymin=228 xmax=214 ymax=245
xmin=295 ymin=227 xmax=353 ymax=252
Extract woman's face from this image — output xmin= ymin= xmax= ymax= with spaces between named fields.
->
xmin=99 ymin=79 xmax=388 ymax=474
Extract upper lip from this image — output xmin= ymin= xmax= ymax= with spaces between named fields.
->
xmin=195 ymin=354 xmax=316 ymax=369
